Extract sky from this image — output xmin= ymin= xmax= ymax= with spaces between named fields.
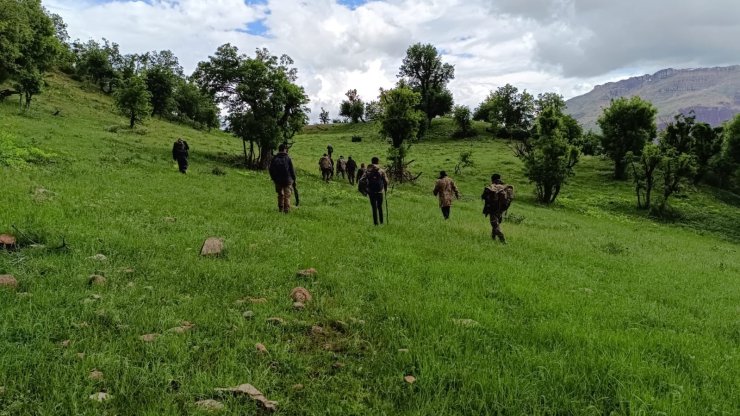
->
xmin=45 ymin=0 xmax=740 ymax=121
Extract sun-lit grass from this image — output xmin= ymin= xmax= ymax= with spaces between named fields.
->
xmin=1 ymin=73 xmax=738 ymax=415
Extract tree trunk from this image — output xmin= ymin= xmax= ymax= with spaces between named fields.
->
xmin=242 ymin=139 xmax=248 ymax=166
xmin=645 ymin=176 xmax=653 ymax=209
xmin=130 ymin=111 xmax=135 ymax=128
xmin=614 ymin=159 xmax=627 ymax=180
xmin=258 ymin=145 xmax=272 ymax=170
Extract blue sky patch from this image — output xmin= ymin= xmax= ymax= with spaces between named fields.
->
xmin=239 ymin=19 xmax=270 ymax=37
xmin=337 ymin=0 xmax=369 ymax=10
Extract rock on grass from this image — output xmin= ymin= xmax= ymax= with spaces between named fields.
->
xmin=195 ymin=399 xmax=224 ymax=412
xmin=200 ymin=237 xmax=224 ymax=256
xmin=0 ymin=275 xmax=18 ymax=289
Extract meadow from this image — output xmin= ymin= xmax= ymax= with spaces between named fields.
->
xmin=0 ymin=73 xmax=738 ymax=415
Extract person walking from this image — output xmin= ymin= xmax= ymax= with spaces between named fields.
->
xmin=359 ymin=157 xmax=388 ymax=225
xmin=481 ymin=173 xmax=514 ymax=243
xmin=346 ymin=156 xmax=358 ymax=185
xmin=335 ymin=156 xmax=347 ymax=180
xmin=172 ymin=138 xmax=190 ymax=174
xmin=433 ymin=171 xmax=460 ymax=219
xmin=319 ymin=154 xmax=332 ymax=182
xmin=269 ymin=143 xmax=297 ymax=213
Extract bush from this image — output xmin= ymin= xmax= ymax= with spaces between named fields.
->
xmin=0 ymin=132 xmax=56 ymax=168
xmin=351 ymin=135 xmax=362 ymax=142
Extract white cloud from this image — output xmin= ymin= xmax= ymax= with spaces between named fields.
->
xmin=45 ymin=0 xmax=740 ymax=121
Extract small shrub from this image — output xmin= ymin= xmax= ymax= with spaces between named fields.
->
xmin=351 ymin=135 xmax=362 ymax=142
xmin=212 ymin=167 xmax=226 ymax=176
xmin=0 ymin=132 xmax=56 ymax=168
xmin=506 ymin=213 xmax=525 ymax=224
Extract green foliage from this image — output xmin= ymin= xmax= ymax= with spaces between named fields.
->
xmin=193 ymin=45 xmax=309 ymax=168
xmin=72 ymin=39 xmax=121 ymax=92
xmin=144 ymin=65 xmax=176 ymax=117
xmin=535 ymin=92 xmax=566 ymax=114
xmin=364 ymin=100 xmax=381 ymax=122
xmin=578 ymin=130 xmax=602 ymax=156
xmin=597 ymin=96 xmax=657 ymax=180
xmin=397 ymin=43 xmax=455 ymax=126
xmin=628 ymin=143 xmax=662 ymax=209
xmin=474 ymin=84 xmax=535 ymax=139
xmin=114 ymin=74 xmax=151 ymax=128
xmin=172 ymin=81 xmax=219 ymax=130
xmin=0 ymin=131 xmax=55 ymax=167
xmin=451 ymin=105 xmax=475 ymax=138
xmin=657 ymin=147 xmax=698 ymax=213
xmin=690 ymin=121 xmax=723 ymax=183
xmin=378 ymin=85 xmax=423 ymax=178
xmin=454 ymin=149 xmax=475 ymax=174
xmin=515 ymin=106 xmax=579 ymax=203
xmin=339 ymin=89 xmax=364 ymax=123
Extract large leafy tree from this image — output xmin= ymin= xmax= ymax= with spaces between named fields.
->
xmin=597 ymin=96 xmax=657 ymax=180
xmin=114 ymin=74 xmax=151 ymax=128
xmin=474 ymin=84 xmax=535 ymax=139
xmin=397 ymin=43 xmax=455 ymax=127
xmin=690 ymin=121 xmax=722 ymax=183
xmin=515 ymin=105 xmax=580 ymax=204
xmin=173 ymin=81 xmax=219 ymax=130
xmin=452 ymin=105 xmax=475 ymax=138
xmin=378 ymin=84 xmax=423 ymax=180
xmin=339 ymin=89 xmax=364 ymax=123
xmin=0 ymin=0 xmax=60 ymax=109
xmin=193 ymin=45 xmax=309 ymax=168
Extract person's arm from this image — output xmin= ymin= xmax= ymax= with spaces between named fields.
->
xmin=382 ymin=171 xmax=389 ymax=192
xmin=433 ymin=180 xmax=440 ymax=196
xmin=289 ymin=158 xmax=296 ymax=182
xmin=172 ymin=144 xmax=177 ymax=160
xmin=452 ymin=181 xmax=460 ymax=199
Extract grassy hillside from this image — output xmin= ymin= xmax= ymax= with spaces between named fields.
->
xmin=1 ymin=73 xmax=738 ymax=415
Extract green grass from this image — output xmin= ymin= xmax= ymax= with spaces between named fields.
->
xmin=1 ymin=73 xmax=738 ymax=415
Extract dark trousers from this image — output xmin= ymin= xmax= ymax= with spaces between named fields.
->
xmin=347 ymin=170 xmax=356 ymax=185
xmin=490 ymin=212 xmax=505 ymax=242
xmin=441 ymin=206 xmax=451 ymax=219
xmin=176 ymin=157 xmax=188 ymax=173
xmin=369 ymin=193 xmax=384 ymax=225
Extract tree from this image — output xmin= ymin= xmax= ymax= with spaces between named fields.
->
xmin=364 ymin=100 xmax=381 ymax=122
xmin=690 ymin=122 xmax=722 ymax=183
xmin=193 ymin=45 xmax=309 ymax=168
xmin=597 ymin=96 xmax=657 ymax=180
xmin=319 ymin=107 xmax=330 ymax=124
xmin=145 ymin=65 xmax=177 ymax=117
xmin=114 ymin=75 xmax=151 ymax=128
xmin=657 ymin=148 xmax=697 ymax=213
xmin=535 ymin=92 xmax=566 ymax=115
xmin=578 ymin=130 xmax=602 ymax=156
xmin=378 ymin=84 xmax=423 ymax=180
xmin=514 ymin=106 xmax=579 ymax=204
xmin=452 ymin=105 xmax=475 ymax=138
xmin=0 ymin=0 xmax=60 ymax=109
xmin=397 ymin=43 xmax=455 ymax=127
xmin=74 ymin=40 xmax=118 ymax=92
xmin=173 ymin=81 xmax=219 ymax=130
xmin=474 ymin=84 xmax=535 ymax=139
xmin=339 ymin=89 xmax=364 ymax=123
xmin=628 ymin=144 xmax=662 ymax=209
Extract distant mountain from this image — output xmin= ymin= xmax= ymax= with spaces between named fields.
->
xmin=565 ymin=66 xmax=740 ymax=131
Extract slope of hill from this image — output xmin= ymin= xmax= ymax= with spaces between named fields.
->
xmin=566 ymin=66 xmax=740 ymax=130
xmin=1 ymin=73 xmax=739 ymax=414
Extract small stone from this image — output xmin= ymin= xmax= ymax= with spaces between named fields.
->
xmin=0 ymin=275 xmax=18 ymax=289
xmin=290 ymin=287 xmax=312 ymax=303
xmin=140 ymin=333 xmax=159 ymax=342
xmin=195 ymin=399 xmax=224 ymax=411
xmin=169 ymin=321 xmax=194 ymax=333
xmin=88 ymin=254 xmax=107 ymax=261
xmin=582 ymin=288 xmax=593 ymax=294
xmin=293 ymin=302 xmax=305 ymax=310
xmin=126 ymin=282 xmax=135 ymax=288
xmin=76 ymin=353 xmax=86 ymax=359
xmin=89 ymin=369 xmax=104 ymax=381
xmin=74 ymin=321 xmax=90 ymax=328
xmin=297 ymin=268 xmax=317 ymax=278
xmin=200 ymin=237 xmax=224 ymax=256
xmin=60 ymin=339 xmax=71 ymax=348
xmin=311 ymin=325 xmax=324 ymax=335
xmin=163 ymin=217 xmax=176 ymax=222
xmin=88 ymin=275 xmax=106 ymax=286
xmin=122 ymin=268 xmax=135 ymax=273
xmin=266 ymin=317 xmax=285 ymax=326
xmin=255 ymin=343 xmax=268 ymax=354
xmin=0 ymin=234 xmax=16 ymax=249
xmin=214 ymin=384 xmax=277 ymax=412
xmin=332 ymin=361 xmax=345 ymax=369
xmin=398 ymin=348 xmax=409 ymax=353
xmin=291 ymin=384 xmax=304 ymax=391
xmin=249 ymin=297 xmax=268 ymax=304
xmin=89 ymin=392 xmax=111 ymax=402
xmin=404 ymin=375 xmax=416 ymax=384
xmin=90 ymin=294 xmax=102 ymax=300
xmin=242 ymin=310 xmax=255 ymax=320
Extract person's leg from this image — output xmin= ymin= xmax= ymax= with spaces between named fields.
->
xmin=377 ymin=193 xmax=384 ymax=224
xmin=282 ymin=185 xmax=292 ymax=213
xmin=370 ymin=194 xmax=379 ymax=225
xmin=491 ymin=214 xmax=506 ymax=242
xmin=442 ymin=206 xmax=450 ymax=219
xmin=276 ymin=184 xmax=284 ymax=212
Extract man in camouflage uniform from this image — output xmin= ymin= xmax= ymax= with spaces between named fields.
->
xmin=359 ymin=157 xmax=389 ymax=225
xmin=269 ymin=143 xmax=297 ymax=213
xmin=482 ymin=173 xmax=508 ymax=243
xmin=335 ymin=155 xmax=347 ymax=180
xmin=356 ymin=163 xmax=366 ymax=185
xmin=433 ymin=171 xmax=460 ymax=219
xmin=318 ymin=154 xmax=332 ymax=182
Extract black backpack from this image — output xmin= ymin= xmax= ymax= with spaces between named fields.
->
xmin=269 ymin=155 xmax=291 ymax=184
xmin=366 ymin=170 xmax=384 ymax=194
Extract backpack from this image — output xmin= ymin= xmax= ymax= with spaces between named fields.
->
xmin=366 ymin=169 xmax=384 ymax=194
xmin=269 ymin=155 xmax=291 ymax=184
xmin=320 ymin=157 xmax=332 ymax=170
xmin=483 ymin=184 xmax=514 ymax=216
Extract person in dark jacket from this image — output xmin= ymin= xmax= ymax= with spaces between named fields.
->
xmin=356 ymin=163 xmax=366 ymax=185
xmin=359 ymin=157 xmax=389 ymax=225
xmin=269 ymin=143 xmax=297 ymax=213
xmin=346 ymin=156 xmax=358 ymax=185
xmin=172 ymin=138 xmax=189 ymax=173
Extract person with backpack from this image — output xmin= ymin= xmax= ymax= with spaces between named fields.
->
xmin=172 ymin=138 xmax=190 ymax=174
xmin=335 ymin=156 xmax=347 ymax=180
xmin=346 ymin=156 xmax=358 ymax=185
xmin=318 ymin=154 xmax=332 ymax=182
xmin=269 ymin=143 xmax=297 ymax=213
xmin=481 ymin=173 xmax=514 ymax=243
xmin=326 ymin=144 xmax=335 ymax=179
xmin=356 ymin=163 xmax=366 ymax=186
xmin=433 ymin=171 xmax=460 ymax=220
xmin=359 ymin=157 xmax=388 ymax=225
